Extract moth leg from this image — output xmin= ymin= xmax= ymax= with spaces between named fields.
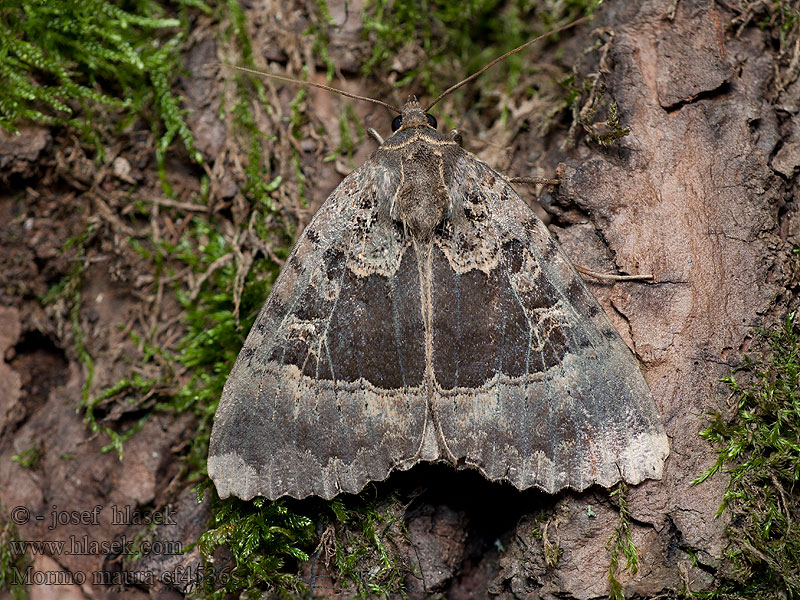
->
xmin=449 ymin=129 xmax=463 ymax=146
xmin=367 ymin=127 xmax=385 ymax=145
xmin=573 ymin=264 xmax=653 ymax=282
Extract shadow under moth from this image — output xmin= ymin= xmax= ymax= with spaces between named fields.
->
xmin=208 ymin=20 xmax=670 ymax=501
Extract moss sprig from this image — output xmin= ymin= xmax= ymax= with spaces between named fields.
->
xmin=607 ymin=483 xmax=639 ymax=600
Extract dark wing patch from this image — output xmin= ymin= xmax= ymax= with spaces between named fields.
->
xmin=430 ymin=247 xmax=530 ymax=388
xmin=208 ymin=164 xmax=428 ymax=500
xmin=326 ymin=247 xmax=425 ymax=388
xmin=430 ymin=156 xmax=669 ymax=493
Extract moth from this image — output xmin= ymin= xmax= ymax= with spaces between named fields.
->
xmin=208 ymin=25 xmax=670 ymax=501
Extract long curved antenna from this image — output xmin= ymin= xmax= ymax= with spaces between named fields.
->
xmin=425 ymin=15 xmax=590 ymax=111
xmin=227 ymin=65 xmax=402 ymax=114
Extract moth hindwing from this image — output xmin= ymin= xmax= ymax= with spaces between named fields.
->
xmin=208 ymin=99 xmax=669 ymax=500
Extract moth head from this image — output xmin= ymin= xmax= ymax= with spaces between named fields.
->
xmin=392 ymin=96 xmax=437 ymax=132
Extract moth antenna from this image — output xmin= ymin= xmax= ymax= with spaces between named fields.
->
xmin=227 ymin=64 xmax=402 ymax=114
xmin=425 ymin=15 xmax=591 ymax=111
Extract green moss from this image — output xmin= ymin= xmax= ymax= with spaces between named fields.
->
xmin=607 ymin=483 xmax=639 ymax=600
xmin=566 ymin=67 xmax=630 ymax=147
xmin=755 ymin=0 xmax=800 ymax=50
xmin=693 ymin=313 xmax=800 ymax=598
xmin=11 ymin=443 xmax=42 ymax=469
xmin=196 ymin=493 xmax=315 ymax=599
xmin=0 ymin=504 xmax=30 ymax=600
xmin=596 ymin=99 xmax=630 ymax=146
xmin=0 ymin=0 xmax=205 ymax=173
xmin=542 ymin=515 xmax=562 ymax=568
xmin=526 ymin=509 xmax=563 ymax=569
xmin=329 ymin=496 xmax=409 ymax=597
xmin=193 ymin=491 xmax=411 ymax=598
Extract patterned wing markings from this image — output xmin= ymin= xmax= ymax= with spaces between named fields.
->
xmin=429 ymin=156 xmax=669 ymax=493
xmin=208 ymin=163 xmax=430 ymax=500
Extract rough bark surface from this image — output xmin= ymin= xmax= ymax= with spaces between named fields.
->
xmin=0 ymin=0 xmax=797 ymax=598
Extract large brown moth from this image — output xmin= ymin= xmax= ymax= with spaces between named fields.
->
xmin=208 ymin=20 xmax=669 ymax=500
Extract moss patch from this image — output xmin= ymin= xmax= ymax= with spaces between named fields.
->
xmin=197 ymin=493 xmax=315 ymax=598
xmin=327 ymin=495 xmax=410 ymax=597
xmin=694 ymin=313 xmax=800 ymax=597
xmin=0 ymin=0 xmax=204 ymax=169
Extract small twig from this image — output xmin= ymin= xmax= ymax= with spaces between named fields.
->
xmin=150 ymin=194 xmax=161 ymax=245
xmin=70 ymin=255 xmax=111 ymax=263
xmin=149 ymin=268 xmax=164 ymax=337
xmin=574 ymin=264 xmax=653 ymax=282
xmin=509 ymin=176 xmax=560 ymax=187
xmin=230 ymin=231 xmax=253 ymax=325
xmin=307 ymin=544 xmax=323 ymax=600
xmin=770 ymin=473 xmax=793 ymax=535
xmin=308 ymin=525 xmax=335 ymax=600
xmin=141 ymin=196 xmax=211 ymax=213
xmin=188 ymin=253 xmax=234 ymax=301
xmin=91 ymin=194 xmax=135 ymax=237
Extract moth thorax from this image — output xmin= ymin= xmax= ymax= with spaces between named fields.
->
xmin=394 ymin=152 xmax=449 ymax=240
